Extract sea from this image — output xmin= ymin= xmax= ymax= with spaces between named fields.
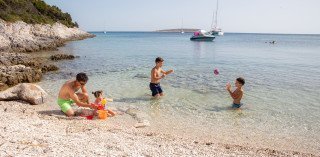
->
xmin=38 ymin=32 xmax=320 ymax=154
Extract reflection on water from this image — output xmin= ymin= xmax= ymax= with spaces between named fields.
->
xmin=192 ymin=41 xmax=206 ymax=59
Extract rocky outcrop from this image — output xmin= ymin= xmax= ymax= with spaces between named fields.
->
xmin=0 ymin=19 xmax=95 ymax=52
xmin=50 ymin=54 xmax=76 ymax=61
xmin=0 ymin=52 xmax=58 ymax=91
xmin=41 ymin=64 xmax=59 ymax=72
xmin=0 ymin=19 xmax=94 ymax=91
xmin=0 ymin=83 xmax=48 ymax=105
xmin=0 ymin=52 xmax=39 ymax=66
xmin=0 ymin=65 xmax=42 ymax=86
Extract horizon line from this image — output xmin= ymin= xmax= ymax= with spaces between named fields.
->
xmin=86 ymin=31 xmax=320 ymax=35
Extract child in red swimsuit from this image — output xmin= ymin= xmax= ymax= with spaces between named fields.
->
xmin=92 ymin=90 xmax=115 ymax=117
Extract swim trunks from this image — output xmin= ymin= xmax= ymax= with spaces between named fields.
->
xmin=232 ymin=103 xmax=243 ymax=108
xmin=149 ymin=83 xmax=163 ymax=96
xmin=57 ymin=98 xmax=74 ymax=113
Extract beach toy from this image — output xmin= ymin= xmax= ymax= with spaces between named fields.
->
xmin=214 ymin=68 xmax=219 ymax=75
xmin=101 ymin=98 xmax=107 ymax=106
xmin=97 ymin=105 xmax=104 ymax=110
xmin=97 ymin=110 xmax=108 ymax=119
xmin=90 ymin=103 xmax=104 ymax=110
xmin=86 ymin=115 xmax=94 ymax=120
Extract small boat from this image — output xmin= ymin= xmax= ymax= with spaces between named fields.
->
xmin=190 ymin=30 xmax=215 ymax=41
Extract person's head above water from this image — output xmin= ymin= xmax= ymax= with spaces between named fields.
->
xmin=92 ymin=90 xmax=103 ymax=98
xmin=155 ymin=57 xmax=164 ymax=67
xmin=76 ymin=72 xmax=88 ymax=86
xmin=235 ymin=77 xmax=245 ymax=87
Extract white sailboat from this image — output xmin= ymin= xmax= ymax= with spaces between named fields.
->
xmin=103 ymin=21 xmax=107 ymax=34
xmin=181 ymin=18 xmax=185 ymax=34
xmin=210 ymin=0 xmax=224 ymax=36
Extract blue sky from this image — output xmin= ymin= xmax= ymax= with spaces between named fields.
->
xmin=44 ymin=0 xmax=320 ymax=34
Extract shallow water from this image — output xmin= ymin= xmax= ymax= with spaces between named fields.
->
xmin=39 ymin=32 xmax=320 ymax=154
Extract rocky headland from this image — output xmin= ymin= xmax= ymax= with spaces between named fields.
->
xmin=0 ymin=19 xmax=95 ymax=91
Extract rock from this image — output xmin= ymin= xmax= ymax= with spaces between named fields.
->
xmin=0 ymin=52 xmax=45 ymax=69
xmin=0 ymin=19 xmax=95 ymax=90
xmin=41 ymin=64 xmax=59 ymax=73
xmin=0 ymin=83 xmax=8 ymax=91
xmin=0 ymin=65 xmax=42 ymax=86
xmin=133 ymin=73 xmax=149 ymax=79
xmin=206 ymin=142 xmax=213 ymax=146
xmin=0 ymin=83 xmax=48 ymax=105
xmin=134 ymin=120 xmax=150 ymax=128
xmin=125 ymin=107 xmax=151 ymax=128
xmin=0 ymin=19 xmax=95 ymax=53
xmin=0 ymin=53 xmax=61 ymax=89
xmin=50 ymin=54 xmax=75 ymax=61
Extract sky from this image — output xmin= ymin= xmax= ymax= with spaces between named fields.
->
xmin=44 ymin=0 xmax=320 ymax=34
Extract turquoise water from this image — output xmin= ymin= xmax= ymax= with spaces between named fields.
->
xmin=39 ymin=32 xmax=320 ymax=153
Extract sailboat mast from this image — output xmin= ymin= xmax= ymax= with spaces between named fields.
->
xmin=215 ymin=0 xmax=219 ymax=28
xmin=181 ymin=18 xmax=183 ymax=30
xmin=211 ymin=11 xmax=215 ymax=29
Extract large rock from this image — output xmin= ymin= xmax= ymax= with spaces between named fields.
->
xmin=50 ymin=54 xmax=75 ymax=61
xmin=0 ymin=65 xmax=42 ymax=86
xmin=0 ymin=52 xmax=61 ymax=90
xmin=0 ymin=83 xmax=48 ymax=105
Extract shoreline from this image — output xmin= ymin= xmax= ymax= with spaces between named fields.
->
xmin=0 ymin=98 xmax=317 ymax=156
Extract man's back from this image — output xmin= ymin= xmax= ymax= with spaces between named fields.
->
xmin=58 ymin=80 xmax=75 ymax=100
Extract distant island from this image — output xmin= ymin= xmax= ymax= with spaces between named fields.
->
xmin=155 ymin=28 xmax=199 ymax=32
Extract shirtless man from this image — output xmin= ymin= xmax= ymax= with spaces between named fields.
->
xmin=226 ymin=77 xmax=245 ymax=108
xmin=150 ymin=57 xmax=174 ymax=98
xmin=57 ymin=72 xmax=96 ymax=116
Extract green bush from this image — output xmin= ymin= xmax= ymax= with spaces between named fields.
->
xmin=0 ymin=0 xmax=78 ymax=28
xmin=0 ymin=13 xmax=21 ymax=22
xmin=0 ymin=0 xmax=7 ymax=9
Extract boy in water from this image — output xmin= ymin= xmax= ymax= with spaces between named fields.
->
xmin=150 ymin=57 xmax=174 ymax=98
xmin=226 ymin=77 xmax=245 ymax=108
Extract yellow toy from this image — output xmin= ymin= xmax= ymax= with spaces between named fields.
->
xmin=101 ymin=98 xmax=107 ymax=106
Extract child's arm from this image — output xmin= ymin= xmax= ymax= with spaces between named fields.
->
xmin=70 ymin=92 xmax=95 ymax=109
xmin=161 ymin=69 xmax=174 ymax=75
xmin=226 ymin=83 xmax=240 ymax=99
xmin=106 ymin=97 xmax=113 ymax=102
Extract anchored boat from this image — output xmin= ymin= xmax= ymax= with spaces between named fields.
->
xmin=190 ymin=30 xmax=215 ymax=41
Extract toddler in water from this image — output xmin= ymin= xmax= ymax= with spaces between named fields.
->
xmin=92 ymin=90 xmax=115 ymax=117
xmin=226 ymin=77 xmax=245 ymax=109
